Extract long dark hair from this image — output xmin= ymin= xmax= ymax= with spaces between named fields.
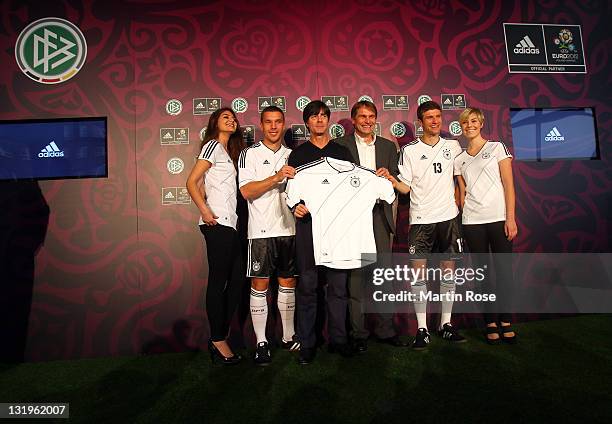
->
xmin=201 ymin=107 xmax=245 ymax=168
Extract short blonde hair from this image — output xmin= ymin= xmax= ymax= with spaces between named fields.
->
xmin=459 ymin=108 xmax=485 ymax=125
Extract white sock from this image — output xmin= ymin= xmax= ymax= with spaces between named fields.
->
xmin=250 ymin=288 xmax=268 ymax=344
xmin=412 ymin=280 xmax=428 ymax=330
xmin=439 ymin=276 xmax=456 ymax=329
xmin=277 ymin=286 xmax=296 ymax=341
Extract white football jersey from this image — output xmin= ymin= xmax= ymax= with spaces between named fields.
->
xmin=198 ymin=140 xmax=238 ymax=230
xmin=398 ymin=137 xmax=462 ymax=224
xmin=238 ymin=142 xmax=295 ymax=239
xmin=286 ymin=157 xmax=395 ymax=269
xmin=454 ymin=141 xmax=512 ymax=225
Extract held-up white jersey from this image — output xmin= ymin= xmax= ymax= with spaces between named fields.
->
xmin=198 ymin=140 xmax=238 ymax=230
xmin=286 ymin=157 xmax=395 ymax=269
xmin=454 ymin=141 xmax=512 ymax=225
xmin=238 ymin=142 xmax=295 ymax=239
xmin=398 ymin=137 xmax=462 ymax=224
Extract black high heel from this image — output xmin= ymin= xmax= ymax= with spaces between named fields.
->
xmin=485 ymin=325 xmax=501 ymax=345
xmin=208 ymin=339 xmax=242 ymax=365
xmin=500 ymin=323 xmax=517 ymax=344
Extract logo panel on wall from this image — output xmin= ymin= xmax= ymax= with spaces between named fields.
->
xmin=258 ymin=96 xmax=286 ymax=112
xmin=291 ymin=124 xmax=309 ymax=144
xmin=382 ymin=95 xmax=409 ymax=111
xmin=160 ymin=128 xmax=189 ymax=145
xmin=15 ymin=17 xmax=87 ymax=84
xmin=441 ymin=94 xmax=467 ymax=110
xmin=166 ymin=99 xmax=183 ymax=115
xmin=162 ymin=187 xmax=191 ymax=205
xmin=193 ymin=97 xmax=222 ymax=115
xmin=321 ymin=96 xmax=349 ymax=112
xmin=503 ymin=23 xmax=586 ymax=73
xmin=390 ymin=122 xmax=407 ymax=138
xmin=449 ymin=121 xmax=463 ymax=137
xmin=231 ymin=97 xmax=249 ymax=113
xmin=243 ymin=125 xmax=255 ymax=144
xmin=167 ymin=157 xmax=185 ymax=175
xmin=417 ymin=95 xmax=432 ymax=105
xmin=413 ymin=121 xmax=424 ymax=137
xmin=296 ymin=96 xmax=311 ymax=112
xmin=329 ymin=123 xmax=345 ymax=138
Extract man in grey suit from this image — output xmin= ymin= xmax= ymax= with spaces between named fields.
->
xmin=333 ymin=100 xmax=407 ymax=352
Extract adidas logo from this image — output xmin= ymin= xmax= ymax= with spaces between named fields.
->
xmin=295 ymin=128 xmax=303 ymax=135
xmin=261 ymin=100 xmax=270 ymax=107
xmin=545 ymin=127 xmax=565 ymax=142
xmin=443 ymin=97 xmax=452 ymax=105
xmin=165 ymin=191 xmax=175 ymax=199
xmin=322 ymin=178 xmax=330 ymax=184
xmin=385 ymin=98 xmax=393 ymax=104
xmin=38 ymin=141 xmax=64 ymax=158
xmin=325 ymin=100 xmax=333 ymax=106
xmin=263 ymin=159 xmax=270 ymax=164
xmin=163 ymin=131 xmax=173 ymax=139
xmin=514 ymin=35 xmax=540 ymax=54
xmin=420 ymin=155 xmax=428 ymax=160
xmin=195 ymin=102 xmax=204 ymax=109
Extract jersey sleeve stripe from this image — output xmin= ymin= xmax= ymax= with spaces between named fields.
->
xmin=295 ymin=158 xmax=325 ymax=173
xmin=356 ymin=164 xmax=376 ymax=174
xmin=238 ymin=149 xmax=247 ymax=168
xmin=238 ymin=143 xmax=261 ymax=168
xmin=500 ymin=141 xmax=512 ymax=156
xmin=203 ymin=140 xmax=218 ymax=159
xmin=398 ymin=140 xmax=419 ymax=165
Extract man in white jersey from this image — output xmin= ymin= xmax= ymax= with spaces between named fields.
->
xmin=388 ymin=101 xmax=466 ymax=349
xmin=239 ymin=106 xmax=299 ymax=366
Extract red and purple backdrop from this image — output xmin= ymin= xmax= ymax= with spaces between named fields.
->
xmin=0 ymin=0 xmax=610 ymax=361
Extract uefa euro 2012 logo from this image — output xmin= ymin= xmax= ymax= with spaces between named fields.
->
xmin=553 ymin=29 xmax=575 ymax=51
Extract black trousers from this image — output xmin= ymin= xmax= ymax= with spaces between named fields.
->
xmin=295 ymin=218 xmax=349 ymax=349
xmin=200 ymin=224 xmax=245 ymax=341
xmin=462 ymin=221 xmax=512 ymax=324
xmin=348 ymin=205 xmax=396 ymax=339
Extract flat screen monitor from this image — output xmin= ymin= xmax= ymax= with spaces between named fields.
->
xmin=509 ymin=107 xmax=599 ymax=161
xmin=0 ymin=116 xmax=108 ymax=181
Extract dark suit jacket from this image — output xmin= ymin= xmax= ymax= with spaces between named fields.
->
xmin=332 ymin=133 xmax=399 ymax=235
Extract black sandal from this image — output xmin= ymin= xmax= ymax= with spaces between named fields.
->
xmin=485 ymin=325 xmax=501 ymax=345
xmin=500 ymin=324 xmax=517 ymax=344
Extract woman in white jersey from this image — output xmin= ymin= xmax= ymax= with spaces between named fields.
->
xmin=454 ymin=108 xmax=518 ymax=344
xmin=186 ymin=107 xmax=246 ymax=364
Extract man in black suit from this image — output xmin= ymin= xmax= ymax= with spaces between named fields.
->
xmin=333 ymin=100 xmax=407 ymax=351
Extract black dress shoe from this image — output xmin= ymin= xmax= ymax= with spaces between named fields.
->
xmin=297 ymin=347 xmax=316 ymax=365
xmin=377 ymin=335 xmax=409 ymax=347
xmin=328 ymin=343 xmax=355 ymax=358
xmin=352 ymin=338 xmax=368 ymax=353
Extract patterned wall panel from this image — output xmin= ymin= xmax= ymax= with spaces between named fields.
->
xmin=0 ymin=0 xmax=609 ymax=360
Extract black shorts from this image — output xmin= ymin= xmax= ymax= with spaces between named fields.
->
xmin=408 ymin=216 xmax=463 ymax=260
xmin=246 ymin=236 xmax=297 ymax=278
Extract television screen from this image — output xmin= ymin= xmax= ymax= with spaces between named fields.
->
xmin=0 ymin=116 xmax=108 ymax=181
xmin=509 ymin=107 xmax=599 ymax=161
